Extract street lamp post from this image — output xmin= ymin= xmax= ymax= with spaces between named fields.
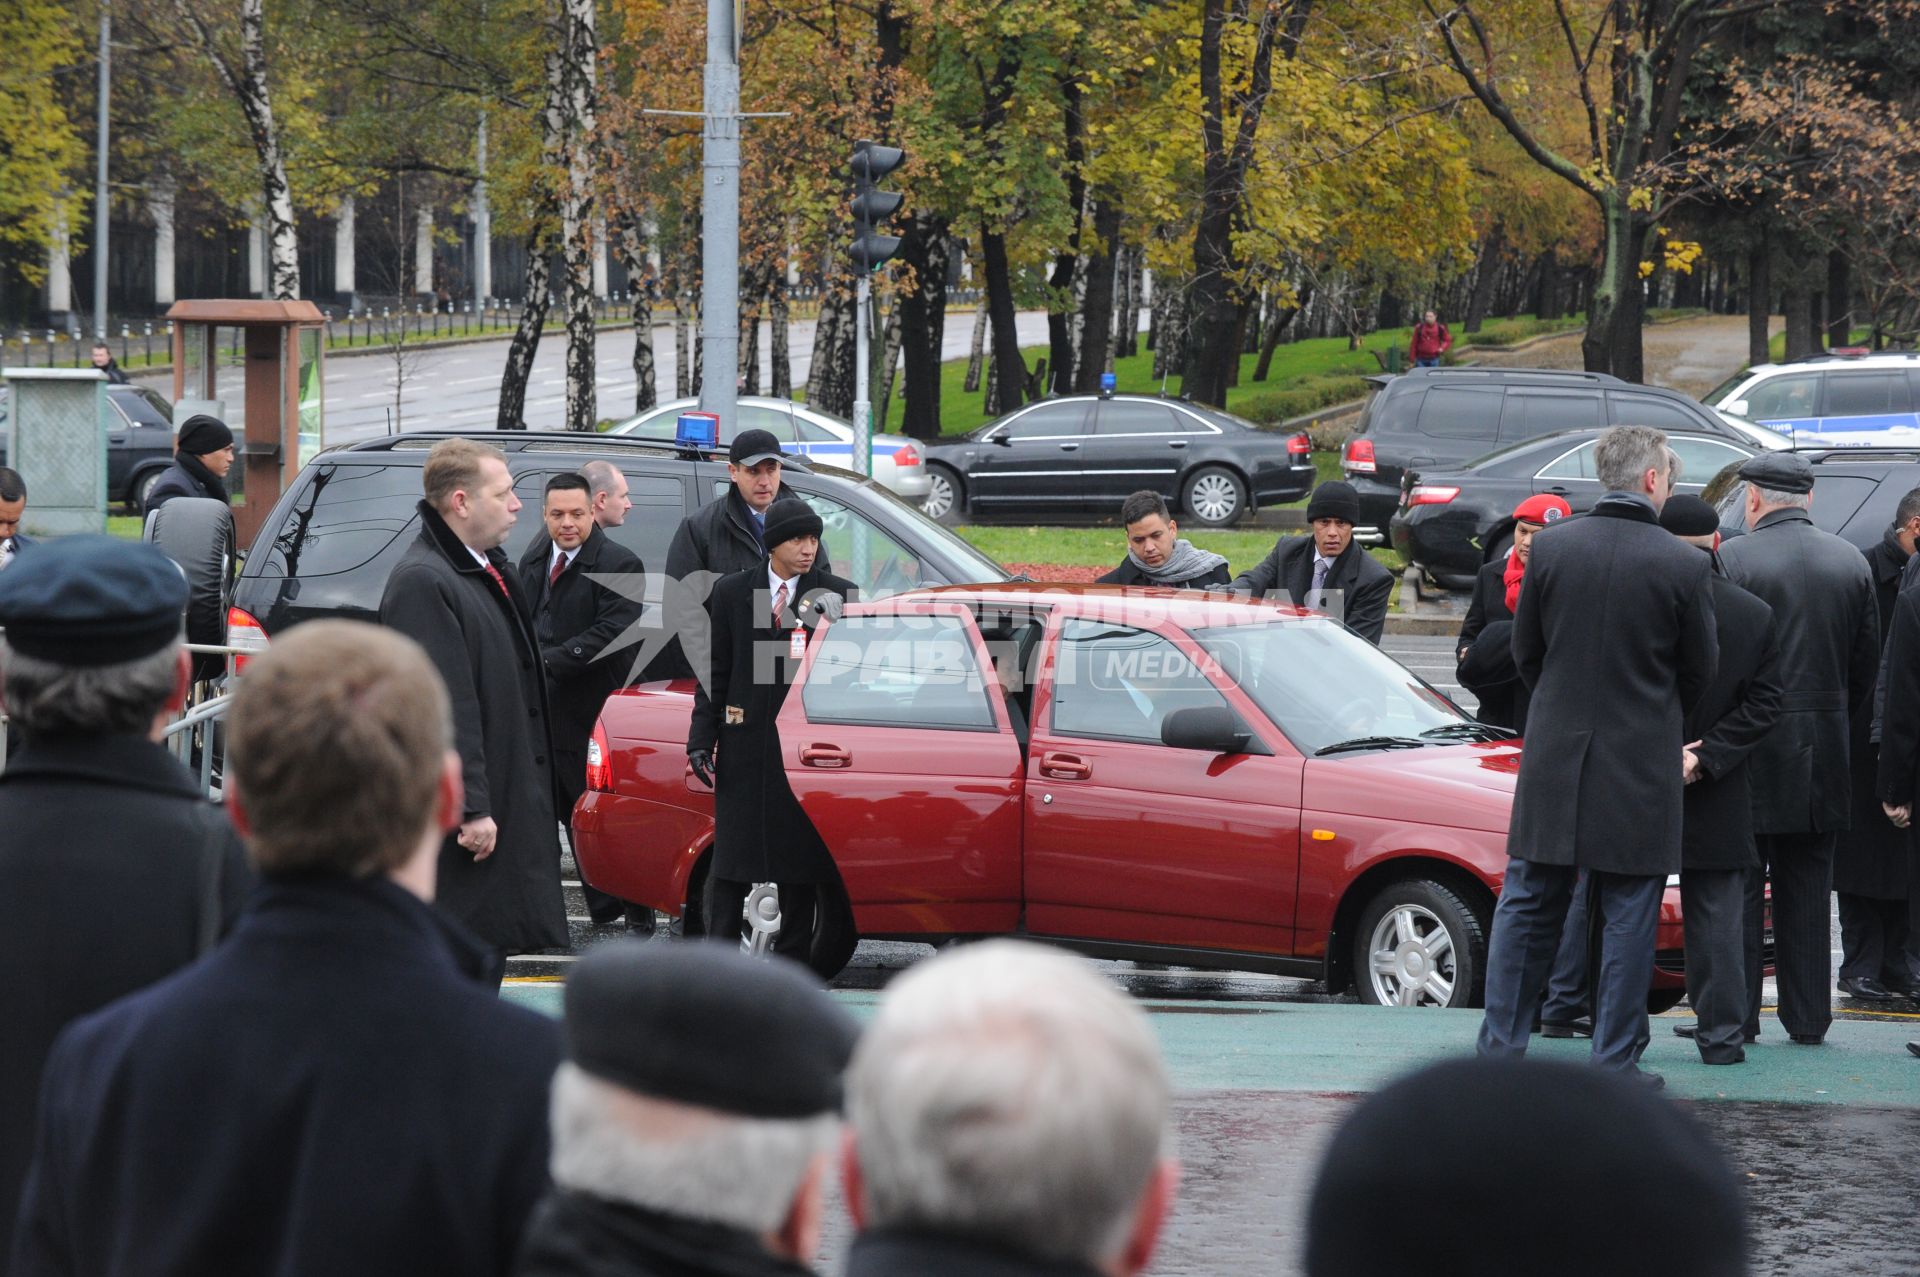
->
xmin=697 ymin=0 xmax=739 ymax=436
xmin=93 ymin=1 xmax=111 ymax=340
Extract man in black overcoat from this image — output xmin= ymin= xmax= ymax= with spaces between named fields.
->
xmin=10 ymin=622 xmax=560 ymax=1277
xmin=659 ymin=430 xmax=830 ymax=681
xmin=688 ymin=499 xmax=856 ymax=964
xmin=1655 ymin=497 xmax=1785 ymax=1065
xmin=1231 ymin=481 xmax=1394 ymax=644
xmin=381 ymin=438 xmax=567 ymax=965
xmin=1839 ymin=489 xmax=1920 ymax=999
xmin=1477 ymin=427 xmax=1717 ymax=1082
xmin=518 ymin=472 xmax=646 ymax=929
xmin=0 ymin=537 xmax=252 ymax=1265
xmin=1718 ymin=452 xmax=1879 ymax=1044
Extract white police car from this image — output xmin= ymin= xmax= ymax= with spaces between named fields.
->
xmin=1706 ymin=351 xmax=1920 ymax=447
xmin=607 ymin=396 xmax=930 ymax=503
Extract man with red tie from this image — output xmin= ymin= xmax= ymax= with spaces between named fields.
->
xmin=687 ymin=498 xmax=856 ymax=969
xmin=381 ymin=438 xmax=567 ymax=977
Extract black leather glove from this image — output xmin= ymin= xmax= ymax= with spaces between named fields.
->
xmin=688 ymin=748 xmax=715 ymax=788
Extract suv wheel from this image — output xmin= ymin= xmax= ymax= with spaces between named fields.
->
xmin=1183 ymin=466 xmax=1248 ymax=527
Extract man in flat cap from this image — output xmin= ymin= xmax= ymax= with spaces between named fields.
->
xmin=1658 ymin=495 xmax=1784 ymax=1064
xmin=143 ymin=412 xmax=237 ymax=517
xmin=515 ymin=942 xmax=857 ymax=1277
xmin=688 ymin=498 xmax=856 ymax=969
xmin=841 ymin=940 xmax=1179 ymax=1277
xmin=12 ymin=621 xmax=562 ymax=1277
xmin=1717 ymin=451 xmax=1878 ymax=1046
xmin=0 ymin=536 xmax=252 ymax=1263
xmin=1230 ymin=479 xmax=1394 ymax=644
xmin=1305 ymin=1058 xmax=1747 ymax=1277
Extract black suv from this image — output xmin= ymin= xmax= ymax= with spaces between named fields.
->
xmin=227 ymin=432 xmax=1009 ymax=649
xmin=1342 ymin=368 xmax=1748 ymax=542
xmin=1706 ymin=450 xmax=1920 ymax=550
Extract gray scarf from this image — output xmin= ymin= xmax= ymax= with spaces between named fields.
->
xmin=1129 ymin=537 xmax=1229 ymax=583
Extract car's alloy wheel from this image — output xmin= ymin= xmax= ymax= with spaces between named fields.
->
xmin=923 ymin=466 xmax=961 ymax=524
xmin=1183 ymin=466 xmax=1247 ymax=527
xmin=1353 ymin=878 xmax=1487 ymax=1008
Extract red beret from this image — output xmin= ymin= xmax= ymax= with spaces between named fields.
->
xmin=1513 ymin=494 xmax=1572 ymax=526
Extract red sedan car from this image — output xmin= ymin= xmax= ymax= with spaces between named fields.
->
xmin=572 ymin=584 xmax=1691 ymax=1010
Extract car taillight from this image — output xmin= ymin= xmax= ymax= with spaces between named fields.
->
xmin=584 ymin=720 xmax=612 ymax=793
xmin=1405 ymin=485 xmax=1460 ymax=506
xmin=1344 ymin=437 xmax=1376 ymax=474
xmin=893 ymin=442 xmax=922 ymax=468
xmin=225 ymin=605 xmax=269 ymax=674
xmin=1286 ymin=433 xmax=1311 ymax=457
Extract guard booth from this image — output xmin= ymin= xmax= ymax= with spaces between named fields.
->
xmin=0 ymin=367 xmax=110 ymax=536
xmin=167 ymin=299 xmax=327 ymax=546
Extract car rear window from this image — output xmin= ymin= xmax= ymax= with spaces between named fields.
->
xmin=1415 ymin=387 xmax=1502 ymax=441
xmin=249 ymin=463 xmax=425 ymax=580
xmin=801 ymin=612 xmax=999 ymax=731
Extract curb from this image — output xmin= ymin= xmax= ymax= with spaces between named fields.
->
xmin=1383 ymin=613 xmax=1463 ymax=636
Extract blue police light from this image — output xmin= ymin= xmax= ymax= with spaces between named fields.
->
xmin=1099 ymin=372 xmax=1117 ymax=397
xmin=675 ymin=412 xmax=720 ymax=450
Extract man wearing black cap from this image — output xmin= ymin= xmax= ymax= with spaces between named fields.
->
xmin=1658 ymin=495 xmax=1784 ymax=1064
xmin=1305 ymin=1058 xmax=1748 ymax=1277
xmin=1229 ymin=479 xmax=1394 ymax=644
xmin=0 ymin=536 xmax=252 ymax=1264
xmin=143 ymin=413 xmax=237 ymax=517
xmin=660 ymin=429 xmax=829 ymax=681
xmin=515 ymin=942 xmax=858 ymax=1277
xmin=688 ymin=498 xmax=856 ymax=967
xmin=12 ymin=621 xmax=561 ymax=1277
xmin=1718 ymin=451 xmax=1878 ymax=1045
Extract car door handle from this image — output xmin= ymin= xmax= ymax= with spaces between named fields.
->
xmin=1039 ymin=751 xmax=1091 ymax=780
xmin=1167 ymin=439 xmax=1188 ymax=449
xmin=800 ymin=743 xmax=852 ymax=768
xmin=1546 ymin=485 xmax=1569 ymax=495
xmin=1058 ymin=442 xmax=1080 ymax=452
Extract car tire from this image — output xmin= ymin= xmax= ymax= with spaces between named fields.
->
xmin=131 ymin=467 xmax=165 ymax=512
xmin=144 ymin=496 xmax=235 ymax=681
xmin=1352 ymin=877 xmax=1488 ymax=1009
xmin=923 ymin=464 xmax=965 ymax=526
xmin=1182 ymin=465 xmax=1248 ymax=528
xmin=807 ymin=879 xmax=859 ymax=980
xmin=1646 ymin=987 xmax=1686 ymax=1015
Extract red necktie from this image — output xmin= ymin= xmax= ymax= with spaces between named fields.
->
xmin=483 ymin=562 xmax=510 ymax=598
xmin=771 ymin=581 xmax=788 ymax=628
xmin=549 ymin=552 xmax=566 ymax=587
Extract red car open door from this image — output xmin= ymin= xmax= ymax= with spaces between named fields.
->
xmin=778 ymin=601 xmax=1027 ymax=937
xmin=1022 ymin=614 xmax=1305 ymax=958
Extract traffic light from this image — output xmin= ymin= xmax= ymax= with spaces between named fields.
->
xmin=849 ymin=139 xmax=905 ymax=271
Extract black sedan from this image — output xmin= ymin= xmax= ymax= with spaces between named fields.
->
xmin=921 ymin=393 xmax=1314 ymax=527
xmin=1389 ymin=429 xmax=1757 ymax=587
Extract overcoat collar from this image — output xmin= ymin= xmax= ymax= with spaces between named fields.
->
xmin=846 ymin=1229 xmax=1107 ymax=1277
xmin=1752 ymin=506 xmax=1813 ymax=533
xmin=1 ymin=732 xmax=201 ymax=800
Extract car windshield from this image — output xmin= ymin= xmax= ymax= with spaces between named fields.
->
xmin=842 ymin=475 xmax=1011 ymax=583
xmin=1701 ymin=373 xmax=1748 ymax=408
xmin=1192 ymin=618 xmax=1467 ymax=755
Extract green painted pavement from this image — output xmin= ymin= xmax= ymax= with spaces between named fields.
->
xmin=500 ymin=984 xmax=1918 ymax=1108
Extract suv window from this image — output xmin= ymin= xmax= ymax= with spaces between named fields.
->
xmin=1048 ymin=619 xmax=1229 ymax=744
xmin=801 ymin=612 xmax=998 ymax=730
xmin=1608 ymin=392 xmax=1709 ymax=434
xmin=1825 ymin=371 xmax=1913 ymax=417
xmin=1499 ymin=391 xmax=1604 ymax=440
xmin=252 ymin=462 xmax=425 ymax=579
xmin=1744 ymin=374 xmax=1820 ymax=420
xmin=1415 ymin=387 xmax=1502 ymax=441
xmin=1093 ymin=401 xmax=1186 ymax=435
xmin=506 ymin=469 xmax=686 ymax=591
xmin=999 ymin=402 xmax=1089 ymax=440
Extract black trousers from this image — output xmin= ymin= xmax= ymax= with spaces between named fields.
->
xmin=704 ymin=877 xmax=817 ymax=963
xmin=1682 ymin=869 xmax=1748 ymax=1062
xmin=1837 ymin=892 xmax=1918 ymax=985
xmin=1748 ymin=832 xmax=1836 ymax=1040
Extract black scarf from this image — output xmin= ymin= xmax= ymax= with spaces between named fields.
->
xmin=178 ymin=450 xmax=230 ymax=505
xmin=516 ymin=1193 xmax=817 ymax=1277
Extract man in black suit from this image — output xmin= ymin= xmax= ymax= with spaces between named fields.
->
xmin=1455 ymin=493 xmax=1570 ymax=731
xmin=687 ymin=499 xmax=856 ymax=967
xmin=0 ymin=467 xmax=32 ymax=572
xmin=1477 ymin=426 xmax=1717 ymax=1085
xmin=1656 ymin=496 xmax=1784 ymax=1065
xmin=1719 ymin=451 xmax=1879 ymax=1045
xmin=1231 ymin=481 xmax=1394 ymax=644
xmin=1097 ymin=490 xmax=1230 ymax=589
xmin=517 ymin=473 xmax=646 ymax=930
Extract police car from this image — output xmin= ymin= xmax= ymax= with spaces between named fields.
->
xmin=607 ymin=396 xmax=931 ymax=504
xmin=1705 ymin=350 xmax=1920 ymax=447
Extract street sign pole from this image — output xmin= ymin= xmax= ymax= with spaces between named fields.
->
xmin=697 ymin=0 xmax=739 ymax=437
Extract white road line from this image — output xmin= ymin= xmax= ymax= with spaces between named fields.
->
xmin=448 ymin=375 xmax=497 ymax=385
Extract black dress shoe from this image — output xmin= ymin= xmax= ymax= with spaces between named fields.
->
xmin=1907 ymin=1041 xmax=1919 ymax=1058
xmin=1839 ymin=976 xmax=1895 ymax=1001
xmin=1789 ymin=1033 xmax=1824 ymax=1045
xmin=1541 ymin=1017 xmax=1593 ymax=1039
xmin=1700 ymin=1049 xmax=1746 ymax=1066
xmin=1673 ymin=1021 xmax=1758 ymax=1044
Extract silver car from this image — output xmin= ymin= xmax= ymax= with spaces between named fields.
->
xmin=608 ymin=396 xmax=931 ymax=503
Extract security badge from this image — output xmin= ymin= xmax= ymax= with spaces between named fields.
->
xmin=725 ymin=706 xmax=745 ymax=725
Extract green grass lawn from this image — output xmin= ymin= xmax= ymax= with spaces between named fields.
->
xmin=954 ymin=523 xmax=1404 ymax=578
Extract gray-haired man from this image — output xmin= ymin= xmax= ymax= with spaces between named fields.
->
xmin=842 ymin=940 xmax=1179 ymax=1276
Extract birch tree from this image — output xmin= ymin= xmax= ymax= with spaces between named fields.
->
xmin=558 ymin=0 xmax=599 ymax=431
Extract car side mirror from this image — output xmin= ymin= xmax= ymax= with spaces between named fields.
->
xmin=1725 ymin=399 xmax=1750 ymax=418
xmin=1161 ymin=705 xmax=1251 ymax=754
xmin=990 ymin=432 xmax=1012 ymax=446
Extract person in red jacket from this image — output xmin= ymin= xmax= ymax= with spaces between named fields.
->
xmin=1410 ymin=311 xmax=1452 ymax=367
